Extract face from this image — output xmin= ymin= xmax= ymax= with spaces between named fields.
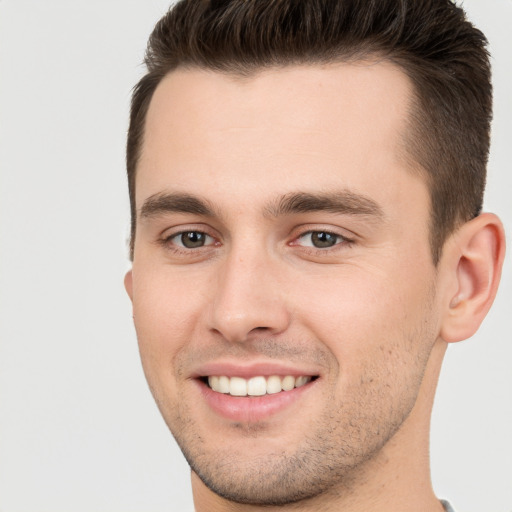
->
xmin=126 ymin=63 xmax=443 ymax=506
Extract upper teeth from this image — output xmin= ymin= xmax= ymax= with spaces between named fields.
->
xmin=207 ymin=375 xmax=312 ymax=397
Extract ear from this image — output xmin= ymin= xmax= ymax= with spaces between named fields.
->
xmin=440 ymin=213 xmax=505 ymax=343
xmin=124 ymin=269 xmax=134 ymax=302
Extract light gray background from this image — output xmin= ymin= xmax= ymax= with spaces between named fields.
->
xmin=0 ymin=1 xmax=510 ymax=511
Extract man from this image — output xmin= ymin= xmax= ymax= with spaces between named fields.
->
xmin=123 ymin=1 xmax=505 ymax=510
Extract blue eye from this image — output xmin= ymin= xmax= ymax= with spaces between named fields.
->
xmin=171 ymin=231 xmax=214 ymax=249
xmin=297 ymin=231 xmax=343 ymax=248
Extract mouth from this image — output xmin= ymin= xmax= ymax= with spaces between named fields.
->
xmin=203 ymin=375 xmax=317 ymax=397
xmin=193 ymin=363 xmax=321 ymax=422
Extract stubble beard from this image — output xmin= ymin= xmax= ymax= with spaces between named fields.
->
xmin=176 ymin=410 xmax=392 ymax=506
xmin=164 ymin=357 xmax=431 ymax=507
xmin=147 ymin=291 xmax=439 ymax=507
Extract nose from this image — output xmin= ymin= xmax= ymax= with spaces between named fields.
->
xmin=207 ymin=245 xmax=291 ymax=343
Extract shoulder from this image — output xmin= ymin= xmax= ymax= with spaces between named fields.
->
xmin=440 ymin=499 xmax=457 ymax=512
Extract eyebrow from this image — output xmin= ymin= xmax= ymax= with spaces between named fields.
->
xmin=264 ymin=191 xmax=385 ymax=220
xmin=139 ymin=189 xmax=385 ymax=222
xmin=139 ymin=192 xmax=217 ymax=219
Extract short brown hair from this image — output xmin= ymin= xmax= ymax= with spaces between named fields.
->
xmin=127 ymin=0 xmax=492 ymax=263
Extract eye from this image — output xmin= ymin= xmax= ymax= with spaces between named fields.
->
xmin=296 ymin=231 xmax=345 ymax=249
xmin=169 ymin=231 xmax=215 ymax=249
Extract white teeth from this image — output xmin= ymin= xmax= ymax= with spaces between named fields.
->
xmin=266 ymin=375 xmax=282 ymax=394
xmin=247 ymin=376 xmax=267 ymax=396
xmin=208 ymin=375 xmax=230 ymax=393
xmin=229 ymin=376 xmax=247 ymax=396
xmin=281 ymin=375 xmax=295 ymax=391
xmin=295 ymin=376 xmax=309 ymax=388
xmin=208 ymin=376 xmax=219 ymax=390
xmin=218 ymin=376 xmax=230 ymax=393
xmin=207 ymin=375 xmax=313 ymax=396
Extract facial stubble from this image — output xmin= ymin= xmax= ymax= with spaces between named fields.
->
xmin=150 ymin=311 xmax=439 ymax=508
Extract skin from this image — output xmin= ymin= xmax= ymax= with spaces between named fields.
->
xmin=125 ymin=63 xmax=505 ymax=512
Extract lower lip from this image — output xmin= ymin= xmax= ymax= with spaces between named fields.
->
xmin=196 ymin=379 xmax=316 ymax=422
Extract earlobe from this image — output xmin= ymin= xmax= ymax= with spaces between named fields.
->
xmin=440 ymin=213 xmax=505 ymax=343
xmin=124 ymin=269 xmax=134 ymax=302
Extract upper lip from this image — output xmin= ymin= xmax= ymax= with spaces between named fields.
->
xmin=191 ymin=360 xmax=321 ymax=379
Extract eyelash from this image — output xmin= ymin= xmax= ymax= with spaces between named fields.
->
xmin=159 ymin=228 xmax=354 ymax=255
xmin=161 ymin=230 xmax=217 ymax=251
xmin=292 ymin=230 xmax=353 ymax=251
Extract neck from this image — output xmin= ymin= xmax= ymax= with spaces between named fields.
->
xmin=192 ymin=340 xmax=447 ymax=512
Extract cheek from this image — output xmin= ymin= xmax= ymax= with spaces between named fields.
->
xmin=294 ymin=264 xmax=438 ymax=376
xmin=130 ymin=271 xmax=206 ymax=426
xmin=299 ymin=270 xmax=438 ymax=443
xmin=131 ymin=268 xmax=207 ymax=374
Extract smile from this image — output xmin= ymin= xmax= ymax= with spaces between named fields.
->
xmin=207 ymin=375 xmax=314 ymax=397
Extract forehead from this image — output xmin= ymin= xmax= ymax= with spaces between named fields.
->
xmin=137 ymin=62 xmax=427 ymax=220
